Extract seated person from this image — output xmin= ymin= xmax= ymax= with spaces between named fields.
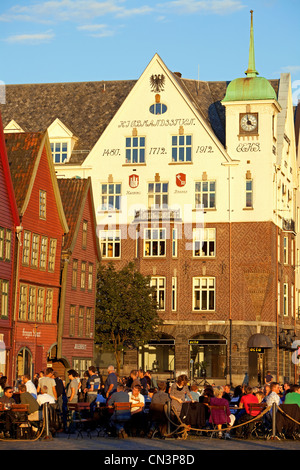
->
xmin=284 ymin=384 xmax=300 ymax=406
xmin=128 ymin=384 xmax=145 ymax=436
xmin=209 ymin=386 xmax=234 ymax=439
xmin=148 ymin=382 xmax=170 ymax=438
xmin=37 ymin=386 xmax=56 ymax=406
xmin=0 ymin=386 xmax=16 ymax=437
xmin=18 ymin=383 xmax=41 ymax=423
xmin=108 ymin=383 xmax=130 ymax=438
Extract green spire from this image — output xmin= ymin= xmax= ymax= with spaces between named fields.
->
xmin=245 ymin=10 xmax=259 ymax=77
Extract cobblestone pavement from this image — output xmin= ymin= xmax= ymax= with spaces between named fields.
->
xmin=1 ymin=432 xmax=300 ymax=453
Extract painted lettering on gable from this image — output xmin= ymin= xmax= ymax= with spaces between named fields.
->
xmin=118 ymin=118 xmax=196 ymax=128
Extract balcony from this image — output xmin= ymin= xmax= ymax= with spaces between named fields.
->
xmin=134 ymin=208 xmax=181 ymax=221
xmin=282 ymin=218 xmax=295 ymax=233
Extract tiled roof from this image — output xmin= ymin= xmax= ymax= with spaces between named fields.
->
xmin=1 ymin=76 xmax=280 ymax=163
xmin=57 ymin=177 xmax=93 ymax=253
xmin=1 ymin=81 xmax=136 ymax=164
xmin=5 ymin=131 xmax=45 ymax=213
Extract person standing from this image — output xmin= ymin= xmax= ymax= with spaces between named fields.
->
xmin=104 ymin=365 xmax=118 ymax=399
xmin=66 ymin=370 xmax=79 ymax=403
xmin=37 ymin=367 xmax=57 ymax=402
xmin=85 ymin=366 xmax=101 ymax=403
xmin=21 ymin=374 xmax=37 ymax=399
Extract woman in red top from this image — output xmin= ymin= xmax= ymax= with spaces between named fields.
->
xmin=239 ymin=386 xmax=260 ymax=417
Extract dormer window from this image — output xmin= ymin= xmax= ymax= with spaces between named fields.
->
xmin=50 ymin=142 xmax=68 ymax=163
xmin=48 ymin=118 xmax=78 ymax=164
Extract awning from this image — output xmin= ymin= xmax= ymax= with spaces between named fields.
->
xmin=247 ymin=333 xmax=273 ymax=349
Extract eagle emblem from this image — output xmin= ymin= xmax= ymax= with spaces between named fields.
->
xmin=150 ymin=74 xmax=165 ymax=92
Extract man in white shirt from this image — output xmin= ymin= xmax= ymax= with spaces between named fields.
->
xmin=22 ymin=375 xmax=37 ymax=399
xmin=37 ymin=386 xmax=56 ymax=406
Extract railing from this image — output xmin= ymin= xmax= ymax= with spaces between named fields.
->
xmin=134 ymin=208 xmax=181 ymax=221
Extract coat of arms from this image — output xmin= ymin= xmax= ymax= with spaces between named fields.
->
xmin=150 ymin=74 xmax=165 ymax=92
xmin=176 ymin=173 xmax=186 ymax=187
xmin=129 ymin=174 xmax=139 ymax=189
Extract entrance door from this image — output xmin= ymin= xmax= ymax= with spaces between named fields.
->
xmin=16 ymin=347 xmax=32 ymax=379
xmin=248 ymin=350 xmax=264 ymax=386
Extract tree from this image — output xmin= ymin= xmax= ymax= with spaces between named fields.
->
xmin=95 ymin=262 xmax=162 ymax=376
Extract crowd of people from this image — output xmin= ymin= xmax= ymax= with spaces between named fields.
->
xmin=0 ymin=367 xmax=300 ymax=440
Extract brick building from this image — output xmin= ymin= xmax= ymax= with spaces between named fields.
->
xmin=1 ymin=13 xmax=299 ymax=385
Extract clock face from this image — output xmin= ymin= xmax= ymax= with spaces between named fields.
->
xmin=240 ymin=113 xmax=258 ymax=132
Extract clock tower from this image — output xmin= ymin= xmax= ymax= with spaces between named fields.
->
xmin=222 ymin=10 xmax=281 ymax=159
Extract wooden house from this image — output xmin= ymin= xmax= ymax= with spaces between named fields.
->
xmin=5 ymin=131 xmax=68 ymax=380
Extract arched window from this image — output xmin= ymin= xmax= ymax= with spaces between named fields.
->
xmin=16 ymin=347 xmax=32 ymax=378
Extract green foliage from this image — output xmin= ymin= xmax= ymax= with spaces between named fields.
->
xmin=95 ymin=262 xmax=162 ymax=372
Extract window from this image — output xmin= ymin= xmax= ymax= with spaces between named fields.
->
xmin=246 ymin=179 xmax=253 ymax=208
xmin=78 ymin=306 xmax=84 ymax=336
xmin=86 ymin=307 xmax=92 ymax=338
xmin=193 ymin=228 xmax=216 ymax=257
xmin=172 ymin=228 xmax=177 ymax=257
xmin=151 ymin=277 xmax=165 ymax=310
xmin=5 ymin=230 xmax=11 ymax=261
xmin=283 ymin=283 xmax=288 ymax=316
xmin=171 ymin=134 xmax=192 ymax=162
xmin=283 ymin=237 xmax=288 ymax=264
xmin=0 ymin=280 xmax=9 ymax=318
xmin=193 ymin=277 xmax=215 ymax=311
xmin=45 ymin=289 xmax=53 ymax=322
xmin=100 ymin=230 xmax=121 ymax=258
xmin=125 ymin=136 xmax=145 ymax=164
xmin=101 ymin=183 xmax=121 ymax=211
xmin=70 ymin=305 xmax=76 ymax=336
xmin=40 ymin=236 xmax=48 ymax=270
xmin=22 ymin=231 xmax=31 ymax=266
xmin=36 ymin=288 xmax=45 ymax=322
xmin=31 ymin=234 xmax=39 ymax=268
xmin=72 ymin=260 xmax=78 ymax=288
xmin=148 ymin=182 xmax=168 ymax=209
xmin=88 ymin=264 xmax=93 ymax=291
xmin=149 ymin=102 xmax=167 ymax=115
xmin=48 ymin=239 xmax=57 ymax=272
xmin=28 ymin=286 xmax=36 ymax=321
xmin=195 ymin=181 xmax=216 ymax=209
xmin=144 ymin=228 xmax=166 ymax=257
xmin=19 ymin=284 xmax=28 ymax=320
xmin=80 ymin=262 xmax=86 ymax=290
xmin=50 ymin=142 xmax=68 ymax=163
xmin=172 ymin=277 xmax=177 ymax=311
xmin=39 ymin=190 xmax=46 ymax=219
xmin=82 ymin=221 xmax=88 ymax=249
xmin=0 ymin=228 xmax=4 ymax=260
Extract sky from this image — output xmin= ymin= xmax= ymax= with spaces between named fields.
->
xmin=0 ymin=0 xmax=299 ymax=104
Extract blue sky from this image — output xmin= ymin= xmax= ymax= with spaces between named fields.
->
xmin=0 ymin=0 xmax=299 ymax=103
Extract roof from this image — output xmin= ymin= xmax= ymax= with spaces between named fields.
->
xmin=0 ymin=80 xmax=136 ymax=164
xmin=5 ymin=131 xmax=69 ymax=232
xmin=5 ymin=132 xmax=45 ymax=213
xmin=57 ymin=177 xmax=100 ymax=260
xmin=0 ymin=71 xmax=280 ymax=161
xmin=0 ymin=112 xmax=20 ymax=226
xmin=222 ymin=76 xmax=278 ymax=103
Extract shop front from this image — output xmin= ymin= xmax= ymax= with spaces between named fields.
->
xmin=189 ymin=334 xmax=227 ymax=382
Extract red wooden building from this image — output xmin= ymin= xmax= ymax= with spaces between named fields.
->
xmin=0 ymin=114 xmax=20 ymax=383
xmin=57 ymin=177 xmax=100 ymax=377
xmin=5 ymin=131 xmax=68 ymax=381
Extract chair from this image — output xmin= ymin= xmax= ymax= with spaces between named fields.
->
xmin=11 ymin=404 xmax=30 ymax=439
xmin=148 ymin=403 xmax=169 ymax=438
xmin=67 ymin=402 xmax=93 ymax=439
xmin=276 ymin=404 xmax=300 ymax=439
xmin=208 ymin=405 xmax=228 ymax=439
xmin=248 ymin=402 xmax=267 ymax=438
xmin=110 ymin=402 xmax=131 ymax=437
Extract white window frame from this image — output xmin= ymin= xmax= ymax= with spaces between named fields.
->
xmin=148 ymin=182 xmax=168 ymax=209
xmin=151 ymin=277 xmax=166 ymax=311
xmin=125 ymin=136 xmax=146 ymax=164
xmin=144 ymin=228 xmax=166 ymax=257
xmin=193 ymin=228 xmax=216 ymax=257
xmin=195 ymin=181 xmax=216 ymax=209
xmin=171 ymin=134 xmax=192 ymax=162
xmin=100 ymin=183 xmax=121 ymax=211
xmin=100 ymin=230 xmax=121 ymax=258
xmin=193 ymin=277 xmax=215 ymax=311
